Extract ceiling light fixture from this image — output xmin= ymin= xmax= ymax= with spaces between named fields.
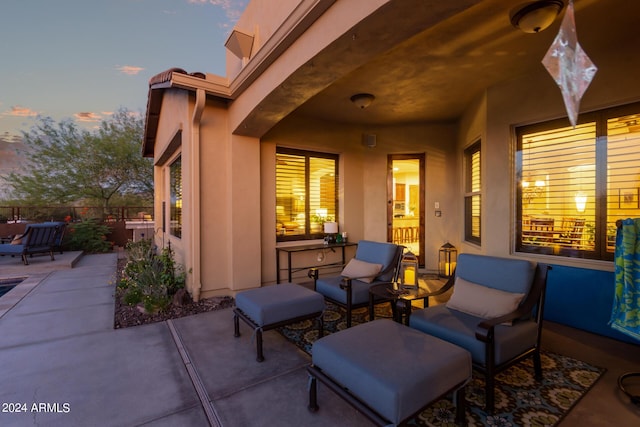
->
xmin=510 ymin=0 xmax=564 ymax=33
xmin=350 ymin=93 xmax=375 ymax=109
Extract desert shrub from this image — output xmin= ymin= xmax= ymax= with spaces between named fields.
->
xmin=119 ymin=241 xmax=186 ymax=313
xmin=67 ymin=218 xmax=112 ymax=253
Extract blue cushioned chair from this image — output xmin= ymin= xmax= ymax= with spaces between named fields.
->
xmin=308 ymin=240 xmax=404 ymax=328
xmin=409 ymin=253 xmax=551 ymax=413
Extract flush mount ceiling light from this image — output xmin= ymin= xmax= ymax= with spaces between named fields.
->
xmin=350 ymin=93 xmax=375 ymax=109
xmin=510 ymin=0 xmax=564 ymax=33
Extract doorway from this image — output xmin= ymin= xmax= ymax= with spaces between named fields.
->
xmin=387 ymin=154 xmax=425 ymax=266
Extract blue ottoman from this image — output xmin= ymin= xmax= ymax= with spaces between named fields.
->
xmin=308 ymin=319 xmax=471 ymax=426
xmin=234 ymin=283 xmax=325 ymax=362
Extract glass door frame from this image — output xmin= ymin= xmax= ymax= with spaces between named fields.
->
xmin=387 ymin=153 xmax=426 ymax=266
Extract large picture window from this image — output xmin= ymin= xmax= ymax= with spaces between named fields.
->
xmin=170 ymin=155 xmax=182 ymax=238
xmin=464 ymin=141 xmax=481 ymax=245
xmin=276 ymin=147 xmax=338 ymax=241
xmin=515 ymin=102 xmax=640 ymax=260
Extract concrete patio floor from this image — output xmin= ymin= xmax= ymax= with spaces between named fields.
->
xmin=0 ymin=252 xmax=639 ymax=426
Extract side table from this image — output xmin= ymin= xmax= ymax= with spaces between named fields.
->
xmin=368 ymin=282 xmax=431 ymax=325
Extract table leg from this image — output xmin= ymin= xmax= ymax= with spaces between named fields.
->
xmin=369 ymin=294 xmax=375 ymax=321
xmin=287 ymin=251 xmax=293 ymax=283
xmin=276 ymin=249 xmax=281 ymax=284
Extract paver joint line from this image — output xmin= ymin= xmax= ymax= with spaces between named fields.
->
xmin=167 ymin=319 xmax=223 ymax=427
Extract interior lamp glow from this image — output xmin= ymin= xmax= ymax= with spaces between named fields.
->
xmin=323 ymin=222 xmax=338 ymax=234
xmin=575 ymin=193 xmax=587 ymax=213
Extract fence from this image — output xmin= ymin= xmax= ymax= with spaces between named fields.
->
xmin=0 ymin=206 xmax=153 ymax=223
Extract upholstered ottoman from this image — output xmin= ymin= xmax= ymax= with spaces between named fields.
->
xmin=308 ymin=319 xmax=471 ymax=426
xmin=234 ymin=283 xmax=325 ymax=362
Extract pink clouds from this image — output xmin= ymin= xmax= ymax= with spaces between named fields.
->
xmin=74 ymin=112 xmax=105 ymax=122
xmin=4 ymin=106 xmax=38 ymax=117
xmin=117 ymin=65 xmax=145 ymax=75
xmin=188 ymin=0 xmax=247 ymax=22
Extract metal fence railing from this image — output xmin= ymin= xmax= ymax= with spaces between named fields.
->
xmin=0 ymin=206 xmax=153 ymax=223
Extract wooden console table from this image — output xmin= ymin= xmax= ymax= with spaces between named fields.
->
xmin=276 ymin=242 xmax=357 ymax=284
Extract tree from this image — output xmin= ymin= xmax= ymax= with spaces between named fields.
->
xmin=2 ymin=108 xmax=153 ymax=210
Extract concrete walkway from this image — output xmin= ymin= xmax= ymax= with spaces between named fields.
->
xmin=0 ymin=253 xmax=369 ymax=427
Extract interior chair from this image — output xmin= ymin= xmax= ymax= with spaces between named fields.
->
xmin=409 ymin=253 xmax=551 ymax=413
xmin=559 ymin=217 xmax=586 ymax=248
xmin=526 ymin=217 xmax=555 ymax=244
xmin=308 ymin=240 xmax=403 ymax=328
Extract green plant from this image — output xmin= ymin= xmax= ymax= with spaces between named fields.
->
xmin=67 ymin=218 xmax=112 ymax=253
xmin=119 ymin=241 xmax=186 ymax=314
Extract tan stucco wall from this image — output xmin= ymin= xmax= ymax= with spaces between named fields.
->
xmin=152 ymin=89 xmax=190 ymax=272
xmin=226 ymin=0 xmax=303 ymax=78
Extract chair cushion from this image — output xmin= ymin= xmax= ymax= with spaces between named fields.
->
xmin=313 ymin=319 xmax=471 ymax=425
xmin=446 ymin=276 xmax=525 ymax=320
xmin=315 ymin=276 xmax=373 ymax=305
xmin=409 ymin=305 xmax=539 ymax=365
xmin=455 ymin=253 xmax=535 ymax=294
xmin=0 ymin=244 xmax=25 ymax=254
xmin=354 ymin=240 xmax=400 ymax=282
xmin=341 ymin=258 xmax=382 ymax=284
xmin=235 ymin=283 xmax=324 ymax=326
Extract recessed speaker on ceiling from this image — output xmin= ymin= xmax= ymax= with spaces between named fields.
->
xmin=362 ymin=134 xmax=377 ymax=148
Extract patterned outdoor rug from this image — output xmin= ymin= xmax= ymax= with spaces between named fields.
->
xmin=278 ymin=302 xmax=605 ymax=426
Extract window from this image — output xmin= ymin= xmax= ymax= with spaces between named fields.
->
xmin=276 ymin=147 xmax=338 ymax=241
xmin=170 ymin=155 xmax=182 ymax=238
xmin=464 ymin=141 xmax=481 ymax=244
xmin=515 ymin=102 xmax=640 ymax=260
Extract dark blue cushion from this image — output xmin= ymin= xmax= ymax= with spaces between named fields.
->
xmin=410 ymin=304 xmax=538 ymax=364
xmin=235 ymin=283 xmax=324 ymax=326
xmin=456 ymin=253 xmax=535 ymax=294
xmin=354 ymin=240 xmax=399 ymax=282
xmin=315 ymin=276 xmax=373 ymax=305
xmin=0 ymin=244 xmax=25 ymax=255
xmin=313 ymin=319 xmax=471 ymax=424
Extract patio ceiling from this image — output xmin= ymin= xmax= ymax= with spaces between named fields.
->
xmin=288 ymin=0 xmax=640 ymax=127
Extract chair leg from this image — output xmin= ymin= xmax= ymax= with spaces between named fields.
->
xmin=256 ymin=329 xmax=264 ymax=362
xmin=454 ymin=385 xmax=466 ymax=426
xmin=533 ymin=350 xmax=543 ymax=381
xmin=485 ymin=374 xmax=495 ymax=414
xmin=233 ymin=313 xmax=240 ymax=337
xmin=318 ymin=314 xmax=324 ymax=338
xmin=308 ymin=373 xmax=319 ymax=412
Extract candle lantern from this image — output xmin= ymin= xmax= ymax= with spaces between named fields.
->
xmin=438 ymin=242 xmax=457 ymax=278
xmin=399 ymin=250 xmax=419 ymax=289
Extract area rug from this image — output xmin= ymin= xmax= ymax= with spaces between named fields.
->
xmin=277 ymin=302 xmax=605 ymax=426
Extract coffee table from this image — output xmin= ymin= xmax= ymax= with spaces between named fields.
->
xmin=368 ymin=282 xmax=432 ymax=325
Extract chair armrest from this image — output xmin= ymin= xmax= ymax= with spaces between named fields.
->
xmin=475 ymin=306 xmax=531 ymax=343
xmin=422 ymin=274 xmax=456 ymax=297
xmin=339 ymin=277 xmax=352 ymax=290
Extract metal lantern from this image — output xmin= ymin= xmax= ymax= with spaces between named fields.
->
xmin=399 ymin=250 xmax=419 ymax=289
xmin=438 ymin=242 xmax=457 ymax=278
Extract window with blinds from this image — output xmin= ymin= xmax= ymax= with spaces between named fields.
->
xmin=276 ymin=147 xmax=338 ymax=241
xmin=515 ymin=102 xmax=640 ymax=260
xmin=464 ymin=141 xmax=481 ymax=244
xmin=170 ymin=155 xmax=182 ymax=238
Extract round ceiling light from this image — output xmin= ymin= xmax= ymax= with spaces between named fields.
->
xmin=510 ymin=0 xmax=565 ymax=33
xmin=350 ymin=93 xmax=375 ymax=109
